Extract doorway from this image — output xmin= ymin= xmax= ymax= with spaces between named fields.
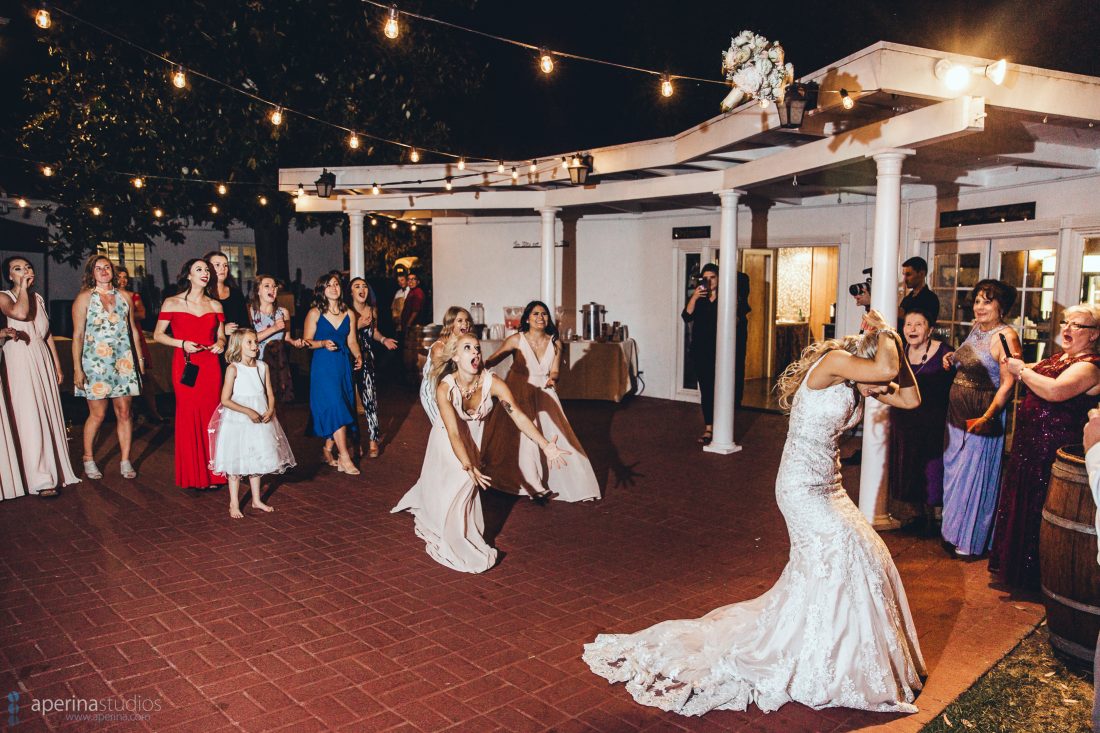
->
xmin=740 ymin=245 xmax=839 ymax=411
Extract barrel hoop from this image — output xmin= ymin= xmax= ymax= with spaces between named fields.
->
xmin=1047 ymin=630 xmax=1095 ymax=662
xmin=1042 ymin=584 xmax=1100 ymax=615
xmin=1041 ymin=508 xmax=1097 ymax=535
xmin=1050 ymin=461 xmax=1086 ymax=482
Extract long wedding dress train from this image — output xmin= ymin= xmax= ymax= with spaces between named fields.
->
xmin=583 ymin=362 xmax=925 ymax=715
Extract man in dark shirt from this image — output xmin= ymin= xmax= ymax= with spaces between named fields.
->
xmin=899 ymin=256 xmax=940 ymax=328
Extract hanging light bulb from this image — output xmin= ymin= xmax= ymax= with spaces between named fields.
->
xmin=371 ymin=182 xmax=380 ymax=195
xmin=409 ymin=148 xmax=420 ymax=163
xmin=35 ymin=8 xmax=51 ymax=29
xmin=561 ymin=156 xmax=568 ymax=171
xmin=217 ymin=183 xmax=227 ymax=196
xmin=840 ymin=89 xmax=854 ymax=110
xmin=529 ymin=159 xmax=538 ymax=173
xmin=390 ymin=221 xmax=398 ymax=230
xmin=511 ymin=167 xmax=518 ymax=180
xmin=132 ymin=177 xmax=144 ymax=189
xmin=444 ymin=177 xmax=453 ymax=191
xmin=153 ymin=208 xmax=164 ymax=219
xmin=210 ymin=204 xmax=219 ymax=214
xmin=348 ymin=132 xmax=360 ymax=149
xmin=497 ymin=161 xmax=505 ymax=173
xmin=258 ymin=195 xmax=268 ymax=206
xmin=41 ymin=165 xmax=54 ymax=177
xmin=269 ymin=106 xmax=284 ymax=126
xmin=383 ymin=6 xmax=399 ymax=39
xmin=90 ymin=205 xmax=101 ymax=216
xmin=17 ymin=197 xmax=27 ymax=208
xmin=370 ymin=217 xmax=378 ymax=226
xmin=171 ymin=66 xmax=187 ymax=89
xmin=660 ymin=73 xmax=674 ymax=98
xmin=539 ymin=48 xmax=554 ymax=75
xmin=457 ymin=157 xmax=466 ymax=171
xmin=296 ymin=183 xmax=304 ymax=197
xmin=411 ymin=223 xmax=417 ymax=232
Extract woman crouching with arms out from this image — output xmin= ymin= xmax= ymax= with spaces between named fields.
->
xmin=392 ymin=332 xmax=570 ymax=573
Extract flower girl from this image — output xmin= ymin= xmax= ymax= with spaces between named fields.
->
xmin=209 ymin=329 xmax=296 ymax=518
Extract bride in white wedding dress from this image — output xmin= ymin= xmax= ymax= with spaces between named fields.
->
xmin=584 ymin=311 xmax=927 ymax=716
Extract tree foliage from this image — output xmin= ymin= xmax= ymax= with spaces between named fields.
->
xmin=18 ymin=0 xmax=479 ymax=273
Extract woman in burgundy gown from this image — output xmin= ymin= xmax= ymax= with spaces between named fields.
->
xmin=991 ymin=304 xmax=1100 ymax=589
xmin=154 ymin=258 xmax=228 ymax=490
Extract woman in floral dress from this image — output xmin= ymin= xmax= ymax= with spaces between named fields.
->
xmin=72 ymin=255 xmax=144 ymax=479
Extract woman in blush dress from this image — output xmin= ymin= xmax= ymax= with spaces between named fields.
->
xmin=584 ymin=310 xmax=926 ymax=716
xmin=303 ymin=271 xmax=361 ymax=475
xmin=420 ymin=307 xmax=472 ymax=427
xmin=349 ymin=277 xmax=398 ymax=458
xmin=940 ymin=279 xmax=1020 ymax=557
xmin=392 ymin=332 xmax=570 ymax=573
xmin=0 ymin=323 xmax=27 ymax=499
xmin=989 ymin=304 xmax=1100 ymax=589
xmin=888 ymin=308 xmax=954 ymax=527
xmin=0 ymin=256 xmax=78 ymax=497
xmin=71 ymin=255 xmax=144 ymax=480
xmin=484 ymin=300 xmax=600 ymax=502
xmin=154 ymin=258 xmax=228 ymax=490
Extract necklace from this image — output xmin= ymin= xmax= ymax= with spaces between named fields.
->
xmin=457 ymin=373 xmax=481 ymax=400
xmin=908 ymin=340 xmax=932 ymax=366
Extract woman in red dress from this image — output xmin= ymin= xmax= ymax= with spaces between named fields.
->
xmin=154 ymin=258 xmax=227 ymax=490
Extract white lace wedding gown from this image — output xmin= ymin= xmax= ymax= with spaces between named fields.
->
xmin=583 ymin=362 xmax=926 ymax=716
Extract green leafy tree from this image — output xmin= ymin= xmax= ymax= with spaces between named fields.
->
xmin=18 ymin=0 xmax=477 ymax=277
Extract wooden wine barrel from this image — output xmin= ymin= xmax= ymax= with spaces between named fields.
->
xmin=1040 ymin=444 xmax=1100 ymax=662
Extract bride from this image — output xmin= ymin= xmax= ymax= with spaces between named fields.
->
xmin=583 ymin=310 xmax=926 ymax=716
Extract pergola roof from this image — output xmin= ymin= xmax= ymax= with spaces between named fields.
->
xmin=280 ymin=42 xmax=1100 ymax=220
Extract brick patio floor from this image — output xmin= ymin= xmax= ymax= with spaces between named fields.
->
xmin=0 ymin=390 xmax=1044 ymax=732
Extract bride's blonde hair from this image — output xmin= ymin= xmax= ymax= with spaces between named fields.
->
xmin=774 ymin=310 xmax=889 ymax=412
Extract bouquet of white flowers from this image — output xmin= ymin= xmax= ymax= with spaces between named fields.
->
xmin=720 ymin=30 xmax=795 ymax=111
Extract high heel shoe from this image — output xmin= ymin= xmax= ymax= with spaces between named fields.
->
xmin=337 ymin=457 xmax=360 ymax=476
xmin=368 ymin=441 xmax=380 ymax=459
xmin=321 ymin=447 xmax=338 ymax=467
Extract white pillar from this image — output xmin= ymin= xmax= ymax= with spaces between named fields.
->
xmin=704 ymin=189 xmax=743 ymax=455
xmin=347 ymin=210 xmax=365 ymax=279
xmin=858 ymin=150 xmax=911 ymax=528
xmin=538 ymin=207 xmax=560 ymax=312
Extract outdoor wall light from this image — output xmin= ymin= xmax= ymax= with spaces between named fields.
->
xmin=776 ymin=81 xmax=819 ymax=128
xmin=314 ymin=169 xmax=336 ymax=198
xmin=935 ymin=58 xmax=1007 ymax=92
xmin=567 ymin=154 xmax=594 ymax=185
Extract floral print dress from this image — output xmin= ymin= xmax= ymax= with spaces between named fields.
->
xmin=75 ymin=289 xmax=140 ymax=399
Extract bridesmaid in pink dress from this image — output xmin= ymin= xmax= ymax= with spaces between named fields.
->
xmin=0 ymin=323 xmax=26 ymax=499
xmin=0 ymin=256 xmax=78 ymax=496
xmin=392 ymin=333 xmax=570 ymax=573
xmin=484 ymin=300 xmax=600 ymax=502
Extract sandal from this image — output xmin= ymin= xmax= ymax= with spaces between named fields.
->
xmin=337 ymin=457 xmax=361 ymax=476
xmin=321 ymin=447 xmax=338 ymax=468
xmin=697 ymin=429 xmax=713 ymax=445
xmin=83 ymin=460 xmax=102 ymax=480
xmin=38 ymin=488 xmax=59 ymax=498
xmin=368 ymin=442 xmax=380 ymax=459
xmin=120 ymin=461 xmax=137 ymax=479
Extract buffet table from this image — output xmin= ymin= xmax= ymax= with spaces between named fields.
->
xmin=480 ymin=338 xmax=636 ymax=402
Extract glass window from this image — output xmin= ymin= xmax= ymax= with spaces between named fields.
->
xmin=1000 ymin=248 xmax=1055 ymax=362
xmin=97 ymin=241 xmax=147 ymax=280
xmin=1080 ymin=238 xmax=1100 ymax=307
xmin=220 ymin=244 xmax=257 ymax=294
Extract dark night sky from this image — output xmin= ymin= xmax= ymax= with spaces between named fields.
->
xmin=2 ymin=0 xmax=1098 ymax=182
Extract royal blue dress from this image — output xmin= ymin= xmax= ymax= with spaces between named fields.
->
xmin=308 ymin=313 xmax=356 ymax=438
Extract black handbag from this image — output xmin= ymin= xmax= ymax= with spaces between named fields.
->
xmin=180 ymin=351 xmax=199 ymax=387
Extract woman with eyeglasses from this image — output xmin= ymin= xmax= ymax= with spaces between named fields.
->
xmin=989 ymin=304 xmax=1100 ymax=589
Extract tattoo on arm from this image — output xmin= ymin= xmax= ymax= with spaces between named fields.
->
xmin=501 ymin=400 xmax=514 ymax=414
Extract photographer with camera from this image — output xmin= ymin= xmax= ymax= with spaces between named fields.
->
xmin=850 ymin=268 xmax=872 ymax=313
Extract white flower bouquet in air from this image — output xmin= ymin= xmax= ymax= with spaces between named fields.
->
xmin=720 ymin=30 xmax=794 ymax=110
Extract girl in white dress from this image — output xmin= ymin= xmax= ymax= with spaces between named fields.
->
xmin=208 ymin=329 xmax=296 ymax=519
xmin=583 ymin=310 xmax=927 ymax=716
xmin=393 ymin=332 xmax=570 ymax=573
xmin=484 ymin=300 xmax=600 ymax=502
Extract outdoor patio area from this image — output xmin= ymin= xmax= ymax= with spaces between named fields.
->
xmin=0 ymin=391 xmax=1045 ymax=732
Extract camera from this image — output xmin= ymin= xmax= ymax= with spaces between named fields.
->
xmin=848 ymin=267 xmax=872 ymax=297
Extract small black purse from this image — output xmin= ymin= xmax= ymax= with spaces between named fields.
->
xmin=180 ymin=351 xmax=199 ymax=387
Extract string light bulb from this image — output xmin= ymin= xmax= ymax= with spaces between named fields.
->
xmin=529 ymin=159 xmax=538 ymax=173
xmin=258 ymin=195 xmax=268 ymax=206
xmin=383 ymin=6 xmax=400 ymax=39
xmin=269 ymin=106 xmax=284 ymax=126
xmin=171 ymin=66 xmax=187 ymax=89
xmin=511 ymin=166 xmax=518 ymax=180
xmin=444 ymin=177 xmax=453 ymax=191
xmin=457 ymin=157 xmax=466 ymax=171
xmin=410 ymin=148 xmax=420 ymax=163
xmin=35 ymin=8 xmax=51 ymax=29
xmin=840 ymin=89 xmax=854 ymax=110
xmin=390 ymin=221 xmax=397 ymax=230
xmin=210 ymin=204 xmax=218 ymax=214
xmin=370 ymin=217 xmax=378 ymax=226
xmin=371 ymin=182 xmax=380 ymax=195
xmin=132 ymin=177 xmax=144 ymax=189
xmin=411 ymin=223 xmax=417 ymax=231
xmin=217 ymin=183 xmax=227 ymax=195
xmin=17 ymin=197 xmax=27 ymax=208
xmin=660 ymin=74 xmax=674 ymax=98
xmin=41 ymin=165 xmax=54 ymax=177
xmin=561 ymin=156 xmax=568 ymax=171
xmin=90 ymin=205 xmax=101 ymax=216
xmin=539 ymin=49 xmax=554 ymax=75
xmin=348 ymin=132 xmax=360 ymax=149
xmin=497 ymin=161 xmax=505 ymax=173
xmin=296 ymin=183 xmax=304 ymax=197
xmin=153 ymin=208 xmax=163 ymax=219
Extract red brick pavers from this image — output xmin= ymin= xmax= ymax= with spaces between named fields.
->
xmin=0 ymin=393 xmax=1043 ymax=732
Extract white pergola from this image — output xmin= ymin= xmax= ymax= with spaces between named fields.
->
xmin=282 ymin=42 xmax=1100 ymax=525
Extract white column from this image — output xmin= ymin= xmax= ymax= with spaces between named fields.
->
xmin=858 ymin=150 xmax=911 ymax=527
xmin=538 ymin=207 xmax=560 ymax=312
xmin=704 ymin=189 xmax=743 ymax=455
xmin=347 ymin=210 xmax=365 ymax=279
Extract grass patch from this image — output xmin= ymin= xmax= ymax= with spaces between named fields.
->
xmin=921 ymin=624 xmax=1093 ymax=732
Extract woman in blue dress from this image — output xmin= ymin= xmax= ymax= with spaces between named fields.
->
xmin=940 ymin=279 xmax=1020 ymax=557
xmin=303 ymin=271 xmax=362 ymax=475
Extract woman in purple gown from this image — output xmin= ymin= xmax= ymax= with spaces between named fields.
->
xmin=990 ymin=304 xmax=1100 ymax=589
xmin=889 ymin=309 xmax=954 ymax=526
xmin=940 ymin=280 xmax=1020 ymax=557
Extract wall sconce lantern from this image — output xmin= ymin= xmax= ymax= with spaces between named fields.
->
xmin=567 ymin=154 xmax=594 ymax=185
xmin=314 ymin=168 xmax=336 ymax=198
xmin=776 ymin=81 xmax=819 ymax=129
